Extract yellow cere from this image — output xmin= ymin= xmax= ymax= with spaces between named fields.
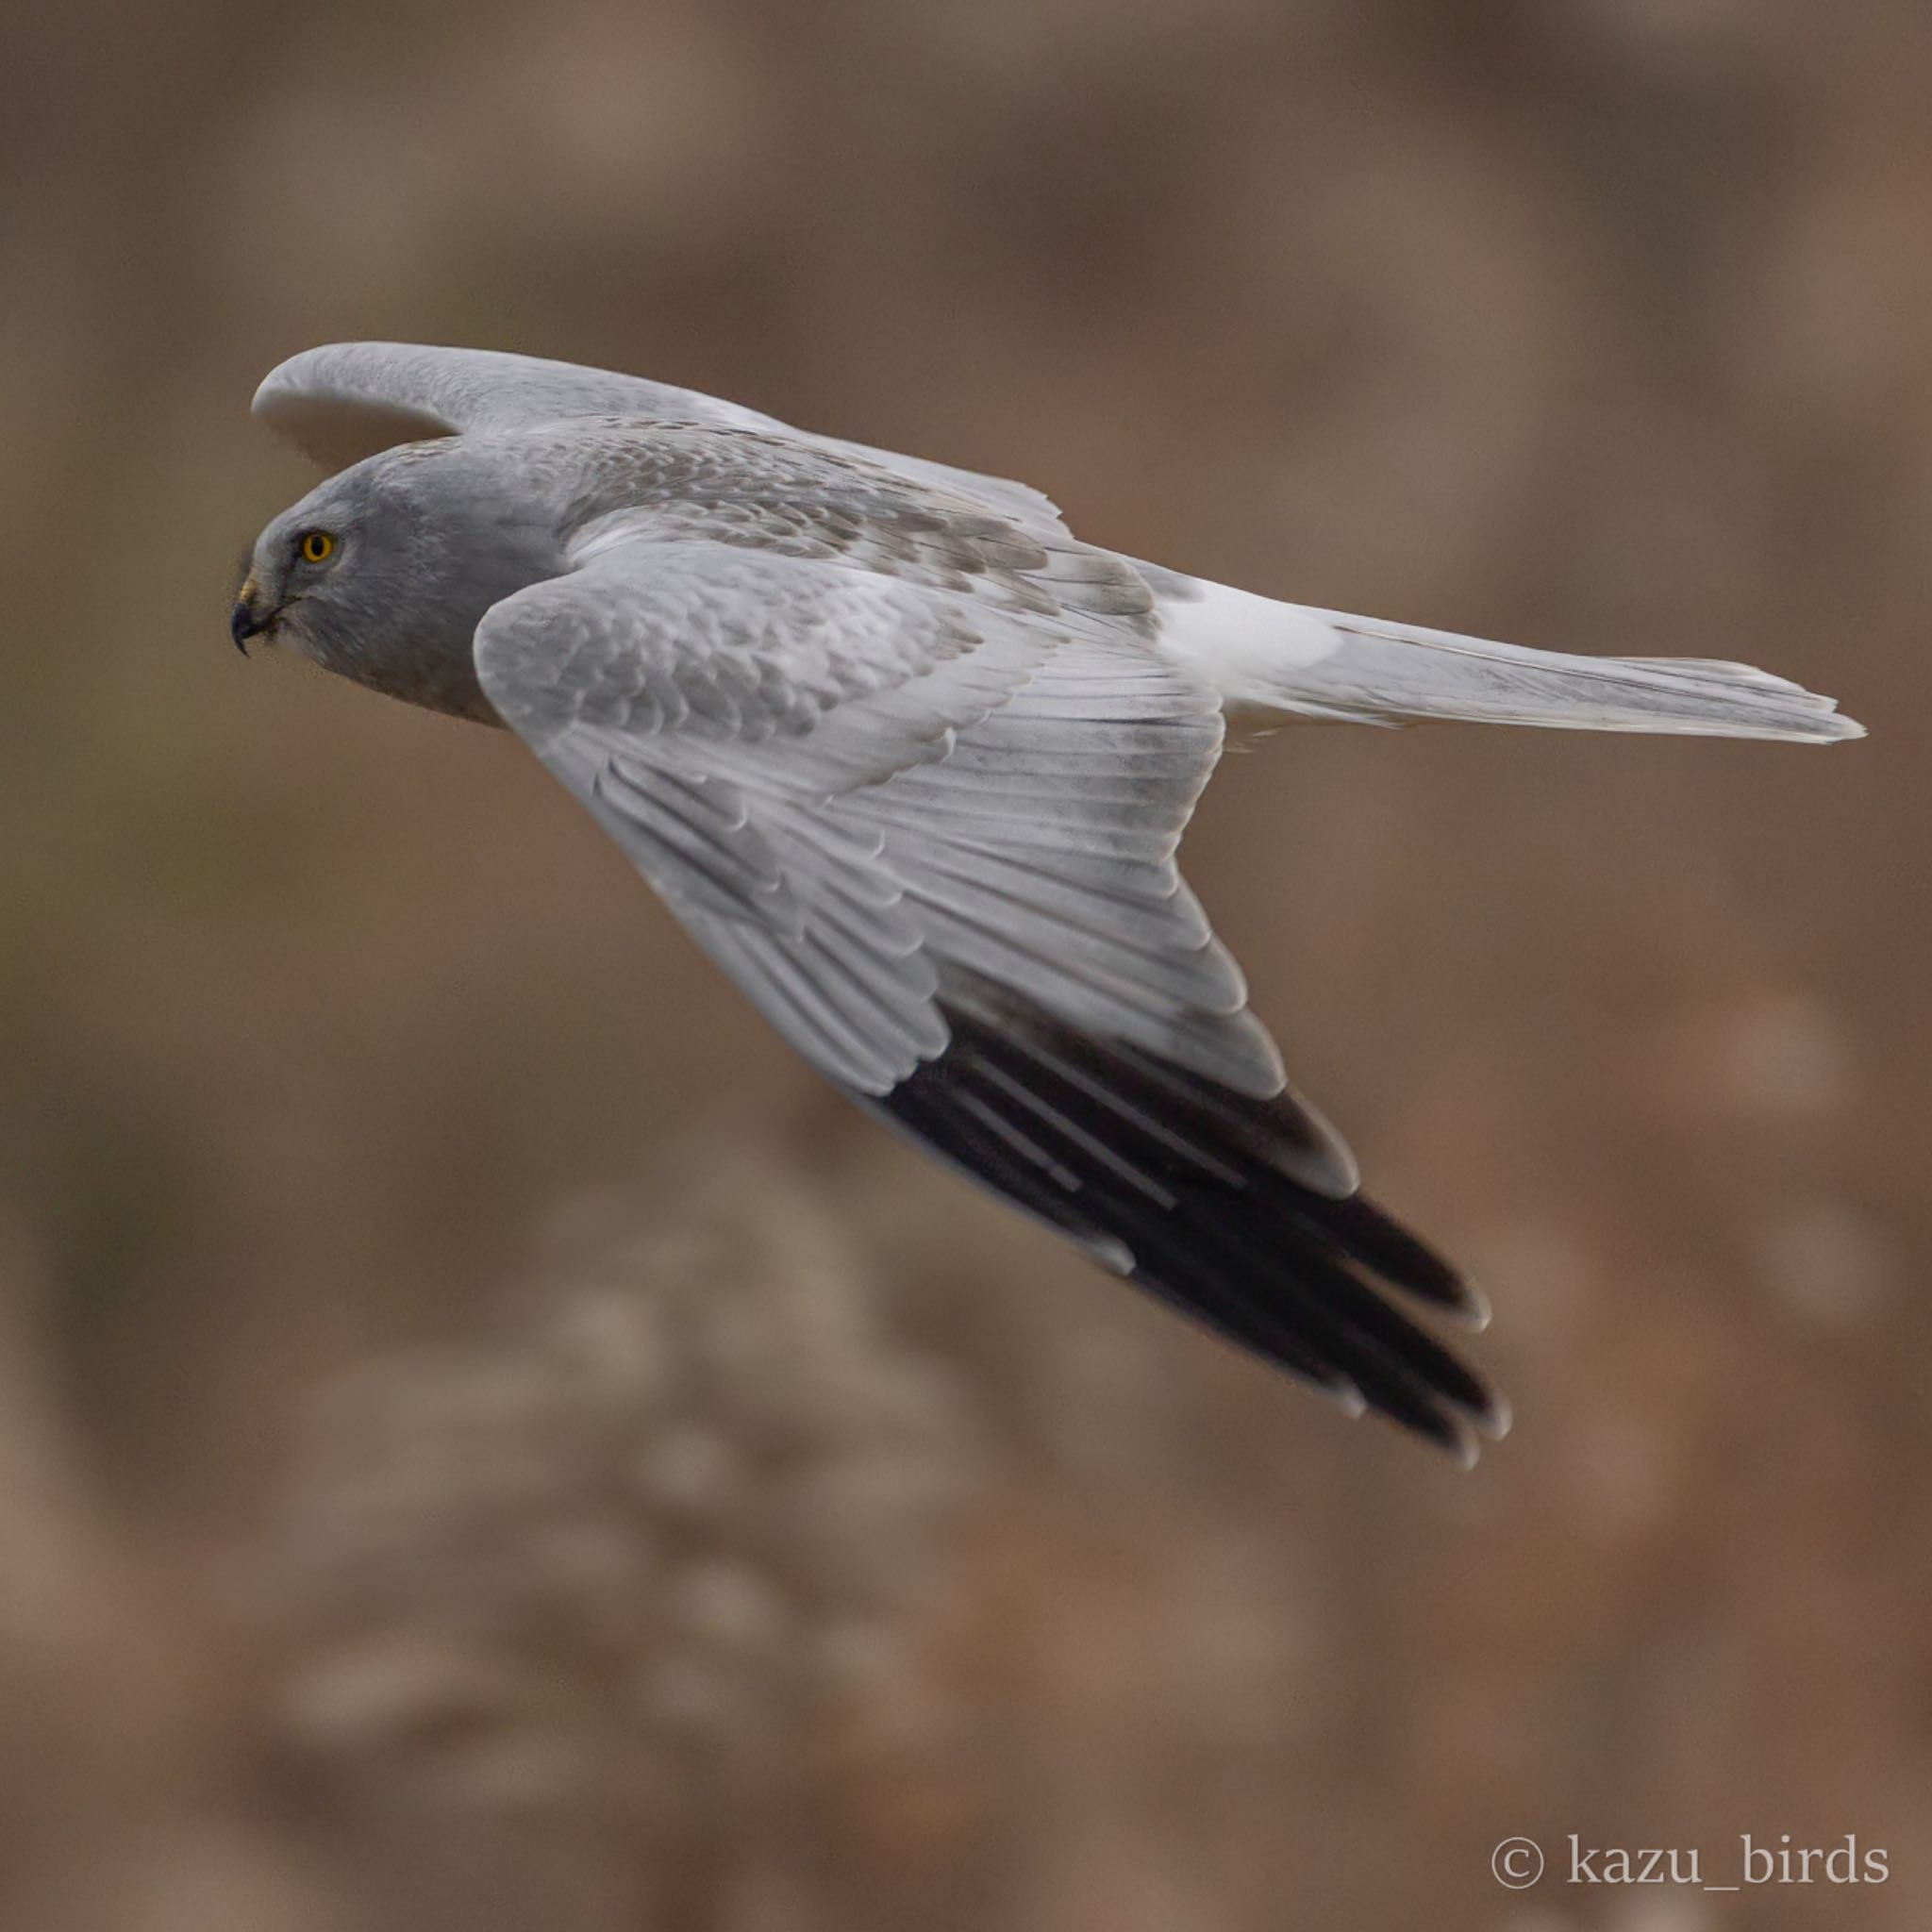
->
xmin=299 ymin=530 xmax=335 ymax=563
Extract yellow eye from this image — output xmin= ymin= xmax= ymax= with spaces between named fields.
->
xmin=298 ymin=530 xmax=335 ymax=564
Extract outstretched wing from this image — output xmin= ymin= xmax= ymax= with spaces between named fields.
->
xmin=474 ymin=521 xmax=1505 ymax=1458
xmin=252 ymin=341 xmax=1068 ymax=533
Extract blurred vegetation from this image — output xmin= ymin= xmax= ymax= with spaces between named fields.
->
xmin=1 ymin=0 xmax=1928 ymax=1926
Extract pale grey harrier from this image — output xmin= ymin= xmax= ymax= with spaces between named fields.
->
xmin=235 ymin=342 xmax=1860 ymax=1462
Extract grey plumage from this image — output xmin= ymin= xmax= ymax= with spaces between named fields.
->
xmin=236 ymin=341 xmax=1863 ymax=1462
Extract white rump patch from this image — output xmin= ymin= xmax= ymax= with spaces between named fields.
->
xmin=1152 ymin=575 xmax=1342 ymax=708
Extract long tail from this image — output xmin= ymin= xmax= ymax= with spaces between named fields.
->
xmin=1146 ymin=570 xmax=1863 ymax=742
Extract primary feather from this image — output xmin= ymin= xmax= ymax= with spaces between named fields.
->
xmin=241 ymin=342 xmax=1865 ymax=1461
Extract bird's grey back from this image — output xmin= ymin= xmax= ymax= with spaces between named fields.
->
xmin=349 ymin=417 xmax=1160 ymax=664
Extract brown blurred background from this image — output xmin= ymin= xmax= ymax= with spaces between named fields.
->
xmin=1 ymin=2 xmax=1928 ymax=1927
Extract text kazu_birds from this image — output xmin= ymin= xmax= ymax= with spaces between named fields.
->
xmin=233 ymin=342 xmax=1863 ymax=1465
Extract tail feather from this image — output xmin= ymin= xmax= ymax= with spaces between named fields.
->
xmin=1149 ymin=572 xmax=1864 ymax=743
xmin=1292 ymin=609 xmax=1863 ymax=741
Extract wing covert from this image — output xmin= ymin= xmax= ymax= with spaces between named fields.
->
xmin=474 ymin=535 xmax=1285 ymax=1091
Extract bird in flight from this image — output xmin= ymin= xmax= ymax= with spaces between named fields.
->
xmin=235 ymin=343 xmax=1860 ymax=1464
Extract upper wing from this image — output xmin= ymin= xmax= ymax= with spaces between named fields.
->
xmin=474 ymin=528 xmax=1505 ymax=1458
xmin=252 ymin=341 xmax=1069 ymax=533
xmin=474 ymin=534 xmax=1272 ymax=1096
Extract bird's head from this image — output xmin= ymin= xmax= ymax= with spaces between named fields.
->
xmin=232 ymin=463 xmax=371 ymax=659
xmin=232 ymin=441 xmax=567 ymax=718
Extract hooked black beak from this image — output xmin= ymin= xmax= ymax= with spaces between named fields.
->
xmin=230 ymin=577 xmax=271 ymax=655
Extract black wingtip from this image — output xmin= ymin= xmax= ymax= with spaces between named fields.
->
xmin=866 ymin=983 xmax=1505 ymax=1462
